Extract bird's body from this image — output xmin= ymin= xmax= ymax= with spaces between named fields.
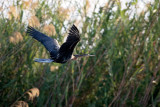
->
xmin=27 ymin=24 xmax=94 ymax=63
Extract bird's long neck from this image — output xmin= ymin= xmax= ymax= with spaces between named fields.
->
xmin=71 ymin=54 xmax=94 ymax=60
xmin=73 ymin=54 xmax=88 ymax=57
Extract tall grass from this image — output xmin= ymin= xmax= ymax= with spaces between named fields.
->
xmin=0 ymin=0 xmax=160 ymax=106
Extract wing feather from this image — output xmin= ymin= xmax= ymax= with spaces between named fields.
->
xmin=27 ymin=26 xmax=60 ymax=56
xmin=59 ymin=24 xmax=80 ymax=55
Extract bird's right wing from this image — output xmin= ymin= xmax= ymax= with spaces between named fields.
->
xmin=27 ymin=26 xmax=60 ymax=54
xmin=58 ymin=24 xmax=80 ymax=56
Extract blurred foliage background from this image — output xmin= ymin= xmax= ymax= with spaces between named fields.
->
xmin=0 ymin=0 xmax=160 ymax=106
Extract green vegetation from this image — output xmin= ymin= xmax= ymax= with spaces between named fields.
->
xmin=0 ymin=0 xmax=160 ymax=106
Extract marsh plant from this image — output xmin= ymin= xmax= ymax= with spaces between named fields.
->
xmin=0 ymin=0 xmax=160 ymax=106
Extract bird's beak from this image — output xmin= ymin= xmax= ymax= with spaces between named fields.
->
xmin=87 ymin=54 xmax=95 ymax=56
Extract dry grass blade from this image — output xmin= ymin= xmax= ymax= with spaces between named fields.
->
xmin=9 ymin=32 xmax=23 ymax=44
xmin=11 ymin=101 xmax=29 ymax=107
xmin=43 ymin=24 xmax=56 ymax=36
xmin=28 ymin=16 xmax=40 ymax=27
xmin=26 ymin=88 xmax=40 ymax=101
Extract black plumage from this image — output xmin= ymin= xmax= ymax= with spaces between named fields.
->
xmin=27 ymin=24 xmax=94 ymax=63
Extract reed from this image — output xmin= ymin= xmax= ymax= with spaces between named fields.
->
xmin=0 ymin=0 xmax=160 ymax=106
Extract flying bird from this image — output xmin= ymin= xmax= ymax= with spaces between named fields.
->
xmin=27 ymin=24 xmax=94 ymax=63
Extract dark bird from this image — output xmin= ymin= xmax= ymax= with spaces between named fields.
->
xmin=27 ymin=24 xmax=94 ymax=63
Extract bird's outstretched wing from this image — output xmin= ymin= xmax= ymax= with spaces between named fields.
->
xmin=58 ymin=24 xmax=80 ymax=56
xmin=27 ymin=26 xmax=60 ymax=56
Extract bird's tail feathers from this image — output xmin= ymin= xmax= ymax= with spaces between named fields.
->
xmin=34 ymin=58 xmax=54 ymax=63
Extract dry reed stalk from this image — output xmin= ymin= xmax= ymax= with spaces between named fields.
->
xmin=11 ymin=88 xmax=40 ymax=106
xmin=11 ymin=101 xmax=29 ymax=107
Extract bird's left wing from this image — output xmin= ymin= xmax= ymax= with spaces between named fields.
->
xmin=58 ymin=24 xmax=80 ymax=55
xmin=27 ymin=26 xmax=60 ymax=54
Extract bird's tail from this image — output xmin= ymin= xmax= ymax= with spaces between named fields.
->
xmin=34 ymin=58 xmax=54 ymax=63
xmin=72 ymin=54 xmax=95 ymax=60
